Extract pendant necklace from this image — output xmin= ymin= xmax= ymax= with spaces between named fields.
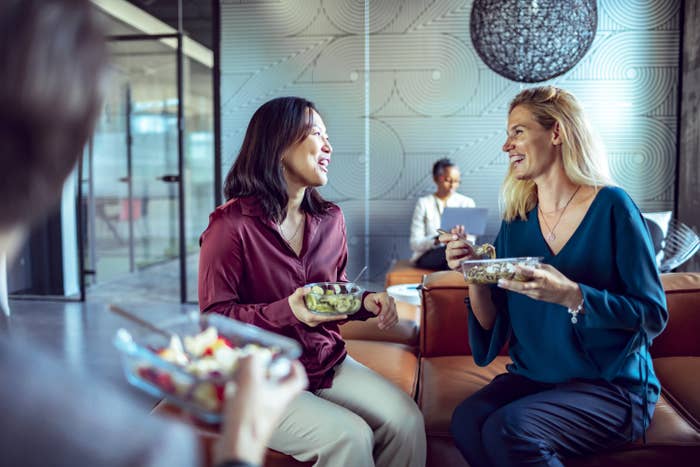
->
xmin=279 ymin=217 xmax=302 ymax=244
xmin=539 ymin=185 xmax=581 ymax=242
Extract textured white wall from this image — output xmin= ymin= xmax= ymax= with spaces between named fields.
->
xmin=220 ymin=0 xmax=680 ymax=282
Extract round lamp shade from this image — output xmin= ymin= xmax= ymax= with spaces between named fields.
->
xmin=470 ymin=0 xmax=597 ymax=83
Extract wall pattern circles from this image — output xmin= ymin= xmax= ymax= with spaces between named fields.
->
xmin=220 ymin=0 xmax=680 ymax=282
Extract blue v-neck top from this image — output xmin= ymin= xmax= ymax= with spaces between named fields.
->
xmin=468 ymin=186 xmax=668 ymax=401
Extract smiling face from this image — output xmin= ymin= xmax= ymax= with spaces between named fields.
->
xmin=434 ymin=165 xmax=461 ymax=198
xmin=502 ymin=105 xmax=561 ymax=182
xmin=281 ymin=109 xmax=332 ymax=189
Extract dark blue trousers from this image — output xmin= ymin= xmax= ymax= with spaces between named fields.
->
xmin=450 ymin=373 xmax=654 ymax=467
xmin=415 ymin=245 xmax=449 ymax=270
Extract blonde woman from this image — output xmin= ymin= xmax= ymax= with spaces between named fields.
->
xmin=443 ymin=87 xmax=667 ymax=466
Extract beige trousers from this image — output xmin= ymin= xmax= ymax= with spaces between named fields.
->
xmin=268 ymin=356 xmax=426 ymax=467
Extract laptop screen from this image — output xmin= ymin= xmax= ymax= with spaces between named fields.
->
xmin=440 ymin=207 xmax=488 ymax=235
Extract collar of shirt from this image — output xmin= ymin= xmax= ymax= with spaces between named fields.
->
xmin=235 ymin=196 xmax=324 ymax=253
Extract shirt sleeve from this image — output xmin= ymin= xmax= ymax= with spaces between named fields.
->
xmin=467 ymin=286 xmax=510 ymax=366
xmin=409 ymin=198 xmax=437 ymax=256
xmin=577 ymin=206 xmax=668 ymax=338
xmin=198 ymin=214 xmax=299 ymax=331
xmin=466 ymin=222 xmax=512 ymax=366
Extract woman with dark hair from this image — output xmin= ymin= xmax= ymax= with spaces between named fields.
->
xmin=199 ymin=96 xmax=426 ymax=467
xmin=409 ymin=158 xmax=476 ymax=270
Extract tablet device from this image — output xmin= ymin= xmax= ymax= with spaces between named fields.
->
xmin=440 ymin=207 xmax=488 ymax=235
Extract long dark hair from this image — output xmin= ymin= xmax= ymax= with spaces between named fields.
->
xmin=223 ymin=96 xmax=331 ymax=222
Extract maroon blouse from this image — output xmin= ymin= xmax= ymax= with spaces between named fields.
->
xmin=198 ymin=197 xmax=373 ymax=390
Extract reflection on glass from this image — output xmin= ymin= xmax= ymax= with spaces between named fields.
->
xmin=184 ymin=56 xmax=214 ymax=302
xmin=82 ymin=38 xmax=213 ymax=302
xmin=86 ymin=40 xmax=180 ymax=284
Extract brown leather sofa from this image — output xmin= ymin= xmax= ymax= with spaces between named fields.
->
xmin=157 ymin=272 xmax=700 ymax=466
xmin=419 ymin=271 xmax=700 ymax=466
xmin=385 ymin=259 xmax=434 ymax=287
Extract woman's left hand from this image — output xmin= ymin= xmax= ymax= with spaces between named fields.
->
xmin=363 ymin=292 xmax=399 ymax=330
xmin=497 ymin=263 xmax=583 ymax=309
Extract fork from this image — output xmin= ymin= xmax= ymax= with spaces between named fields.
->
xmin=436 ymin=229 xmax=496 ymax=259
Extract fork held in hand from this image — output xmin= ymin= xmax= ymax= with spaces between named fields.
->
xmin=437 ymin=229 xmax=496 ymax=259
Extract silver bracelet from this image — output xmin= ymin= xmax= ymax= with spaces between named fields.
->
xmin=567 ymin=299 xmax=584 ymax=324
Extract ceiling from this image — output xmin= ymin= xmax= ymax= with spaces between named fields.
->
xmin=93 ymin=1 xmax=214 ymax=116
xmin=124 ymin=0 xmax=213 ymax=49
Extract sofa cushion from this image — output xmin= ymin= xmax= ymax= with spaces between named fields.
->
xmin=346 ymin=340 xmax=419 ymax=398
xmin=654 ymin=356 xmax=700 ymax=432
xmin=419 ymin=356 xmax=700 ymax=446
xmin=418 ymin=355 xmax=510 ymax=435
xmin=653 ymin=273 xmax=700 ymax=358
xmin=385 ymin=259 xmax=433 ymax=287
xmin=567 ymin=394 xmax=700 ymax=466
xmin=340 ymin=301 xmax=419 ymax=349
xmin=638 ymin=393 xmax=700 ymax=446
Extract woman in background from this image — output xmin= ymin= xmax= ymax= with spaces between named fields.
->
xmin=410 ymin=158 xmax=476 ymax=269
xmin=444 ymin=86 xmax=667 ymax=466
xmin=199 ymin=96 xmax=426 ymax=467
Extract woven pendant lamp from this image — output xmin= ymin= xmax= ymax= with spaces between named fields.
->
xmin=470 ymin=0 xmax=597 ymax=83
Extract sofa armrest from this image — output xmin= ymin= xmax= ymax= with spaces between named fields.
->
xmin=652 ymin=272 xmax=700 ymax=357
xmin=420 ymin=271 xmax=472 ymax=357
xmin=340 ymin=301 xmax=420 ymax=350
xmin=385 ymin=259 xmax=434 ymax=287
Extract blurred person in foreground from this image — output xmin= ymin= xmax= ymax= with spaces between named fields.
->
xmin=409 ymin=158 xmax=476 ymax=270
xmin=442 ymin=86 xmax=667 ymax=466
xmin=198 ymin=96 xmax=426 ymax=467
xmin=0 ymin=1 xmax=306 ymax=466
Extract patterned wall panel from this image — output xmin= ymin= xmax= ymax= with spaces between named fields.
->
xmin=220 ymin=0 xmax=680 ymax=284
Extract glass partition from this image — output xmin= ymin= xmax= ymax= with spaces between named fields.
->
xmin=81 ymin=35 xmax=214 ymax=304
xmin=183 ymin=56 xmax=215 ymax=303
xmin=82 ymin=37 xmax=182 ymax=297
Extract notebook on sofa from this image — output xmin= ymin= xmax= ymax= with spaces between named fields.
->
xmin=440 ymin=207 xmax=488 ymax=235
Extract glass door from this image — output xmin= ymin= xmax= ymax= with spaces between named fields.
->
xmin=81 ymin=36 xmax=185 ymax=301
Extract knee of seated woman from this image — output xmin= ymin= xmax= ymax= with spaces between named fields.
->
xmin=450 ymin=405 xmax=480 ymax=443
xmin=451 ymin=397 xmax=483 ymax=425
xmin=395 ymin=402 xmax=424 ymax=435
xmin=334 ymin=413 xmax=373 ymax=450
xmin=377 ymin=395 xmax=423 ymax=432
xmin=482 ymin=405 xmax=540 ymax=442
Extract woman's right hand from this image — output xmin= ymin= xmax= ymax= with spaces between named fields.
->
xmin=440 ymin=226 xmax=478 ymax=271
xmin=288 ymin=287 xmax=348 ymax=326
xmin=441 ymin=226 xmax=498 ymax=330
xmin=214 ymin=353 xmax=307 ymax=465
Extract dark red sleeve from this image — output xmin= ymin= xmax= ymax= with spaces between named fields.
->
xmin=198 ymin=212 xmax=299 ymax=330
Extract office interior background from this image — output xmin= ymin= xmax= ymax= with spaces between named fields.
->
xmin=6 ymin=0 xmax=699 ymax=307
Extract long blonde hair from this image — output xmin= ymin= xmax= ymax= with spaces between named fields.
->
xmin=501 ymin=86 xmax=613 ymax=222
